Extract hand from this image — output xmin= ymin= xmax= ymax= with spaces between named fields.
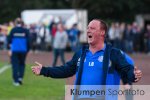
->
xmin=134 ymin=66 xmax=142 ymax=82
xmin=31 ymin=62 xmax=43 ymax=75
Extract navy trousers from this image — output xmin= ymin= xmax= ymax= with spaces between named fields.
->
xmin=11 ymin=52 xmax=27 ymax=83
xmin=52 ymin=49 xmax=65 ymax=66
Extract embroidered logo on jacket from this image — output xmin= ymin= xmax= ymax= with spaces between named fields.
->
xmin=98 ymin=56 xmax=103 ymax=62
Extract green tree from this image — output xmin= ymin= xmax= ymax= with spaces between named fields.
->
xmin=0 ymin=0 xmax=149 ymax=23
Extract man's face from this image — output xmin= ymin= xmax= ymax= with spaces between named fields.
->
xmin=87 ymin=20 xmax=102 ymax=44
xmin=57 ymin=24 xmax=63 ymax=31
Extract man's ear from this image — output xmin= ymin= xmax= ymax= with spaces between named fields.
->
xmin=100 ymin=30 xmax=105 ymax=37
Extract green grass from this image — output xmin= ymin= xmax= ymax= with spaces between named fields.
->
xmin=0 ymin=62 xmax=65 ymax=100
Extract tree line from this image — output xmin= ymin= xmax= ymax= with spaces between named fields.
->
xmin=0 ymin=0 xmax=149 ymax=23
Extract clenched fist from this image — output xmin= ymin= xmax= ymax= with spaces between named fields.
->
xmin=134 ymin=66 xmax=142 ymax=82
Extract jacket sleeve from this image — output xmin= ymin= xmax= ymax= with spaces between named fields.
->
xmin=110 ymin=48 xmax=135 ymax=84
xmin=40 ymin=51 xmax=80 ymax=78
xmin=121 ymin=53 xmax=135 ymax=84
xmin=26 ymin=29 xmax=30 ymax=52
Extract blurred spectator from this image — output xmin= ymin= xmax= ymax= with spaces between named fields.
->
xmin=49 ymin=19 xmax=55 ymax=32
xmin=108 ymin=23 xmax=116 ymax=45
xmin=68 ymin=23 xmax=80 ymax=52
xmin=0 ymin=25 xmax=7 ymax=50
xmin=51 ymin=23 xmax=57 ymax=38
xmin=45 ymin=26 xmax=52 ymax=51
xmin=0 ymin=27 xmax=7 ymax=49
xmin=120 ymin=22 xmax=125 ymax=49
xmin=123 ymin=24 xmax=134 ymax=53
xmin=52 ymin=23 xmax=68 ymax=66
xmin=7 ymin=21 xmax=14 ymax=35
xmin=145 ymin=24 xmax=150 ymax=54
xmin=131 ymin=22 xmax=140 ymax=52
xmin=29 ymin=24 xmax=37 ymax=52
xmin=50 ymin=23 xmax=57 ymax=46
xmin=114 ymin=23 xmax=122 ymax=49
xmin=8 ymin=18 xmax=30 ymax=86
xmin=38 ymin=24 xmax=49 ymax=51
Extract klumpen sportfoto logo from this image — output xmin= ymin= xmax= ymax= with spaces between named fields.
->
xmin=65 ymin=85 xmax=149 ymax=100
xmin=70 ymin=88 xmax=145 ymax=96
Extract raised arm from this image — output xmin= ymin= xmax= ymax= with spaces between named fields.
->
xmin=110 ymin=48 xmax=135 ymax=84
xmin=32 ymin=51 xmax=80 ymax=78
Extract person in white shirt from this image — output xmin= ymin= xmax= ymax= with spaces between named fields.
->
xmin=52 ymin=23 xmax=68 ymax=66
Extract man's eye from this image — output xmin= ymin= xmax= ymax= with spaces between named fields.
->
xmin=88 ymin=27 xmax=94 ymax=29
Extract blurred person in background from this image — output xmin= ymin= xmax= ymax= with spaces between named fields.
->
xmin=145 ymin=24 xmax=150 ymax=54
xmin=119 ymin=22 xmax=125 ymax=50
xmin=0 ymin=24 xmax=8 ymax=50
xmin=113 ymin=22 xmax=122 ymax=49
xmin=131 ymin=22 xmax=140 ymax=53
xmin=38 ymin=24 xmax=49 ymax=51
xmin=108 ymin=23 xmax=115 ymax=46
xmin=68 ymin=23 xmax=80 ymax=52
xmin=52 ymin=23 xmax=68 ymax=66
xmin=123 ymin=24 xmax=134 ymax=53
xmin=137 ymin=26 xmax=143 ymax=52
xmin=50 ymin=23 xmax=57 ymax=47
xmin=29 ymin=24 xmax=37 ymax=52
xmin=6 ymin=21 xmax=15 ymax=50
xmin=7 ymin=21 xmax=14 ymax=35
xmin=0 ymin=27 xmax=6 ymax=50
xmin=49 ymin=19 xmax=57 ymax=38
xmin=8 ymin=18 xmax=30 ymax=86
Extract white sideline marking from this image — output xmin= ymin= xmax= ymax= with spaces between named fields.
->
xmin=0 ymin=65 xmax=11 ymax=74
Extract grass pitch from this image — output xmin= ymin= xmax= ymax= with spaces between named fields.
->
xmin=0 ymin=62 xmax=65 ymax=100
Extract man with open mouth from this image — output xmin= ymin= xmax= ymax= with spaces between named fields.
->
xmin=32 ymin=19 xmax=142 ymax=100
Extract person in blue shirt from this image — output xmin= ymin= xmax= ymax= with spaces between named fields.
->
xmin=68 ymin=24 xmax=81 ymax=52
xmin=31 ymin=19 xmax=142 ymax=100
xmin=8 ymin=18 xmax=30 ymax=86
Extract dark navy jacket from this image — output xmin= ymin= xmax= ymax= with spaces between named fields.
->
xmin=40 ymin=44 xmax=135 ymax=100
xmin=40 ymin=44 xmax=135 ymax=85
xmin=8 ymin=26 xmax=30 ymax=53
